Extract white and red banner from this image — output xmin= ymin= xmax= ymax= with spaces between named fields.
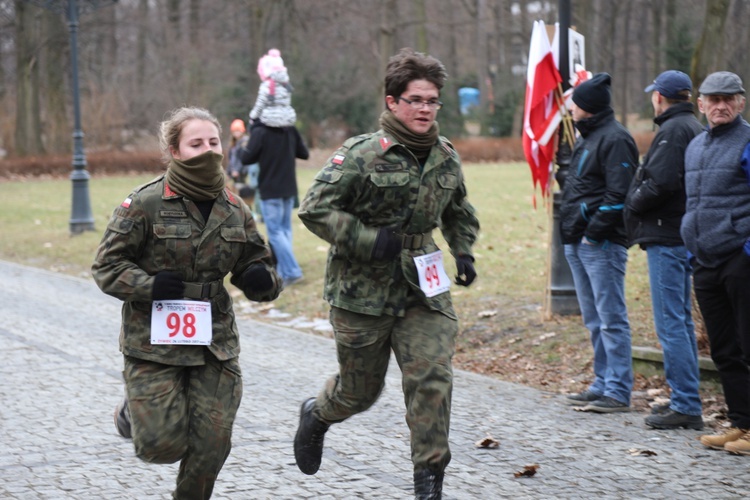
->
xmin=522 ymin=20 xmax=563 ymax=202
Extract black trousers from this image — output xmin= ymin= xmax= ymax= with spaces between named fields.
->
xmin=693 ymin=249 xmax=750 ymax=429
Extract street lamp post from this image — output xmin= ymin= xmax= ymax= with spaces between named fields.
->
xmin=544 ymin=0 xmax=579 ymax=316
xmin=24 ymin=0 xmax=117 ymax=235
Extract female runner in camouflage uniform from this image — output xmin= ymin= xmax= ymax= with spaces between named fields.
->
xmin=92 ymin=107 xmax=281 ymax=499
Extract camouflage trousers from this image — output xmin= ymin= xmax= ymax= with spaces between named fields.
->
xmin=315 ymin=305 xmax=458 ymax=474
xmin=122 ymin=352 xmax=242 ymax=500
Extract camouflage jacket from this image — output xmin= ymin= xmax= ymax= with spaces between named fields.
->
xmin=92 ymin=174 xmax=280 ymax=366
xmin=298 ymin=129 xmax=479 ymax=318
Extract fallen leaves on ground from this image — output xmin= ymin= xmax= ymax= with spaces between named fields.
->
xmin=628 ymin=448 xmax=657 ymax=457
xmin=475 ymin=435 xmax=499 ymax=449
xmin=513 ymin=464 xmax=539 ymax=478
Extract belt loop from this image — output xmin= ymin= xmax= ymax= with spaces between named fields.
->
xmin=201 ymin=283 xmax=210 ymax=300
xmin=401 ymin=234 xmax=410 ymax=249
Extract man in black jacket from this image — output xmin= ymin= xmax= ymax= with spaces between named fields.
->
xmin=625 ymin=70 xmax=704 ymax=431
xmin=240 ymin=122 xmax=309 ymax=286
xmin=561 ymin=73 xmax=638 ymax=413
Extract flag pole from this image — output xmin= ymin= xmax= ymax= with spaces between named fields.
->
xmin=544 ymin=0 xmax=579 ymax=317
xmin=554 ymin=84 xmax=576 ymax=148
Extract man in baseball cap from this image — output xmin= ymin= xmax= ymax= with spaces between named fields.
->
xmin=644 ymin=70 xmax=693 ymax=100
xmin=626 ymin=69 xmax=704 ymax=431
xmin=681 ymin=71 xmax=750 ymax=454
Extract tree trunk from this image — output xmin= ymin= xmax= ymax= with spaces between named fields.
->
xmin=377 ymin=0 xmax=397 ymax=126
xmin=651 ymin=0 xmax=662 ymax=77
xmin=691 ymin=0 xmax=730 ymax=89
xmin=14 ymin=0 xmax=44 ymax=156
xmin=414 ymin=0 xmax=428 ymax=53
xmin=42 ymin=9 xmax=69 ymax=154
xmin=476 ymin=0 xmax=489 ymax=135
xmin=619 ymin=0 xmax=631 ymax=128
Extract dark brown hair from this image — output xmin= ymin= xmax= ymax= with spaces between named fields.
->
xmin=663 ymin=89 xmax=691 ymax=105
xmin=384 ymin=48 xmax=448 ymax=100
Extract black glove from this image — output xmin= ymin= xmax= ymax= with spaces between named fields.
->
xmin=152 ymin=271 xmax=185 ymax=300
xmin=241 ymin=264 xmax=274 ymax=294
xmin=371 ymin=227 xmax=402 ymax=260
xmin=455 ymin=256 xmax=476 ymax=287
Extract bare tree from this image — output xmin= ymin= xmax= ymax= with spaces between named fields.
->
xmin=42 ymin=8 xmax=68 ymax=153
xmin=15 ymin=0 xmax=44 ymax=156
xmin=691 ymin=0 xmax=730 ymax=88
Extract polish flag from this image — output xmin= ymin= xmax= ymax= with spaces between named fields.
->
xmin=523 ymin=20 xmax=563 ymax=201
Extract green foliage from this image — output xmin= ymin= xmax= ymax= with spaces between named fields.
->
xmin=440 ymin=81 xmax=465 ymax=139
xmin=665 ymin=22 xmax=695 ymax=71
xmin=332 ymin=95 xmax=378 ymax=136
xmin=483 ymin=89 xmax=522 ymax=137
xmin=213 ymin=49 xmax=257 ymax=126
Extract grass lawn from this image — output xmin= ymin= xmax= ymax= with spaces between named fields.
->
xmin=0 ymin=162 xmax=677 ymax=397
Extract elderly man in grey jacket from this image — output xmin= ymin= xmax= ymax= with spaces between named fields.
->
xmin=681 ymin=71 xmax=750 ymax=455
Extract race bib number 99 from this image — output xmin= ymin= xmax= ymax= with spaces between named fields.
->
xmin=151 ymin=300 xmax=212 ymax=345
xmin=413 ymin=250 xmax=451 ymax=298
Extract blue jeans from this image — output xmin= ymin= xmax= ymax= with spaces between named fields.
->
xmin=564 ymin=242 xmax=633 ymax=404
xmin=646 ymin=245 xmax=702 ymax=416
xmin=260 ymin=197 xmax=302 ymax=282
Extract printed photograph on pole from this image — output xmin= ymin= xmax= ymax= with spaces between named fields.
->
xmin=568 ymin=29 xmax=586 ymax=78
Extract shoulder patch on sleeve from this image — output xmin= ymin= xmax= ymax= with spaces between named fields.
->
xmin=224 ymin=187 xmax=239 ymax=206
xmin=439 ymin=136 xmax=457 ymax=157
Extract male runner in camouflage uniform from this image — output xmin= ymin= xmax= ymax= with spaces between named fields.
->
xmin=294 ymin=48 xmax=479 ymax=500
xmin=92 ymin=107 xmax=281 ymax=499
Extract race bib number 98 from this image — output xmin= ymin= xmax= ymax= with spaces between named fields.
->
xmin=413 ymin=250 xmax=451 ymax=298
xmin=151 ymin=300 xmax=212 ymax=345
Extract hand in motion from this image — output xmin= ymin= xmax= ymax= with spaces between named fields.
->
xmin=454 ymin=256 xmax=476 ymax=286
xmin=241 ymin=264 xmax=274 ymax=294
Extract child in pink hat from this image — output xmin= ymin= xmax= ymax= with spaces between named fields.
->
xmin=249 ymin=48 xmax=297 ymax=128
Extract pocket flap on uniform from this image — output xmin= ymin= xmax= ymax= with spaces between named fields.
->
xmin=220 ymin=225 xmax=247 ymax=242
xmin=438 ymin=173 xmax=458 ymax=189
xmin=370 ymin=171 xmax=409 ymax=187
xmin=152 ymin=223 xmax=191 ymax=239
xmin=107 ymin=215 xmax=135 ymax=234
xmin=314 ymin=168 xmax=344 ymax=184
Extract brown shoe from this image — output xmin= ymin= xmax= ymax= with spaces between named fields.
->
xmin=699 ymin=427 xmax=747 ymax=450
xmin=725 ymin=430 xmax=750 ymax=455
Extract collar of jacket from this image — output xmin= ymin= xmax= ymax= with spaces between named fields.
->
xmin=376 ymin=130 xmax=449 ymax=168
xmin=707 ymin=114 xmax=746 ymax=138
xmin=654 ymin=100 xmax=695 ymax=126
xmin=574 ymin=107 xmax=614 ymax=137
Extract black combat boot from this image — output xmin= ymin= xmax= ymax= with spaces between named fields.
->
xmin=413 ymin=469 xmax=444 ymax=499
xmin=293 ymin=397 xmax=330 ymax=475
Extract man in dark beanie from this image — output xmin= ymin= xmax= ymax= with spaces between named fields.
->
xmin=560 ymin=72 xmax=639 ymax=413
xmin=572 ymin=72 xmax=612 ymax=114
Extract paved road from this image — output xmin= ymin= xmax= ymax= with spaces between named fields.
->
xmin=1 ymin=260 xmax=748 ymax=499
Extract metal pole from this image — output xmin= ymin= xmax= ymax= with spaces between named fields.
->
xmin=67 ymin=0 xmax=95 ymax=234
xmin=544 ymin=0 xmax=579 ymax=316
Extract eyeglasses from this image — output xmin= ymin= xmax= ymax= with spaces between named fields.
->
xmin=397 ymin=96 xmax=443 ymax=110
